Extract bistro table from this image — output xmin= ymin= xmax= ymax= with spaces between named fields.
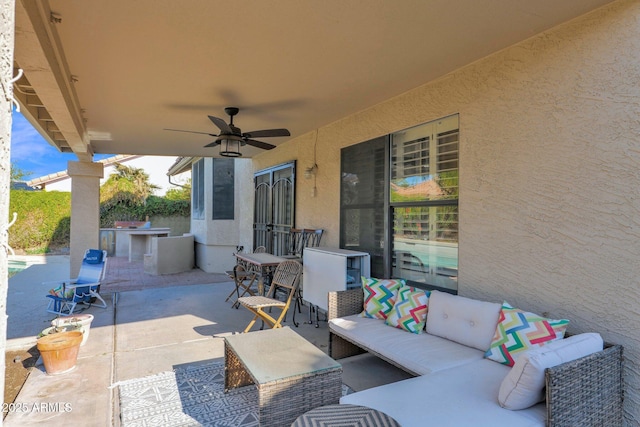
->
xmin=234 ymin=252 xmax=286 ymax=295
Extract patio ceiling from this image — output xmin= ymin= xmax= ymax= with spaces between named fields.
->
xmin=13 ymin=0 xmax=615 ymax=160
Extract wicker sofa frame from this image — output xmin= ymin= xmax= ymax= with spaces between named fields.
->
xmin=328 ymin=288 xmax=624 ymax=427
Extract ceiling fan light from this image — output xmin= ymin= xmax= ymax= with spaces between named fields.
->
xmin=219 ymin=139 xmax=242 ymax=157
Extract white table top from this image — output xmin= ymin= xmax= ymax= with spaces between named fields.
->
xmin=126 ymin=229 xmax=171 ymax=235
xmin=235 ymin=252 xmax=286 ymax=267
xmin=224 ymin=327 xmax=341 ymax=384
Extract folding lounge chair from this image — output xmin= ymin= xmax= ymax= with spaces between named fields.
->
xmin=238 ymin=260 xmax=302 ymax=333
xmin=46 ymin=249 xmax=108 ymax=316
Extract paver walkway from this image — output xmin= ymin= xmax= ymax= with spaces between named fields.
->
xmin=102 ymin=256 xmax=229 ymax=292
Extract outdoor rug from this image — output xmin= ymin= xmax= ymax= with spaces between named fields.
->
xmin=116 ymin=360 xmax=353 ymax=427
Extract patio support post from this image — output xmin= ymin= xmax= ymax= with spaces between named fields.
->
xmin=68 ymin=160 xmax=103 ymax=276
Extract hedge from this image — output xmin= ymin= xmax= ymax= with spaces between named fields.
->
xmin=8 ymin=190 xmax=71 ymax=253
xmin=9 ymin=190 xmax=189 ymax=253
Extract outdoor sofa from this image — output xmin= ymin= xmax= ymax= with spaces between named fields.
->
xmin=328 ymin=283 xmax=623 ymax=426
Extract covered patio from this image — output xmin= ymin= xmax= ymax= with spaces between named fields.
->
xmin=4 ymin=256 xmax=412 ymax=425
xmin=3 ymin=0 xmax=640 ymax=424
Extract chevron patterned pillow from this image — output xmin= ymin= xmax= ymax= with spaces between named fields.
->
xmin=485 ymin=302 xmax=569 ymax=366
xmin=385 ymin=285 xmax=430 ymax=334
xmin=359 ymin=277 xmax=405 ymax=320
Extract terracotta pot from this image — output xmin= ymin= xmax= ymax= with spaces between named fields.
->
xmin=51 ymin=314 xmax=94 ymax=346
xmin=36 ymin=331 xmax=83 ymax=375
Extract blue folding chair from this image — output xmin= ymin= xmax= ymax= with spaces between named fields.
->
xmin=46 ymin=249 xmax=108 ymax=315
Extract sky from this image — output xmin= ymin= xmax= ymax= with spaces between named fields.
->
xmin=10 ymin=109 xmax=111 ymax=181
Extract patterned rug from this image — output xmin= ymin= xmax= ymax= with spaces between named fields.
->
xmin=117 ymin=360 xmax=353 ymax=427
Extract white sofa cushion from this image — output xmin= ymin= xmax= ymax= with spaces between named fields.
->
xmin=329 ymin=314 xmax=485 ymax=375
xmin=341 ymin=358 xmax=546 ymax=427
xmin=499 ymin=333 xmax=604 ymax=410
xmin=426 ymin=290 xmax=502 ymax=351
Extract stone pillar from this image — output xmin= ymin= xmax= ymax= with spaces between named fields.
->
xmin=68 ymin=161 xmax=103 ymax=276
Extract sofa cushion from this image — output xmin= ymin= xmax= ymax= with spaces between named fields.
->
xmin=341 ymin=358 xmax=545 ymax=427
xmin=360 ymin=277 xmax=404 ymax=320
xmin=485 ymin=302 xmax=569 ymax=366
xmin=499 ymin=333 xmax=604 ymax=410
xmin=426 ymin=290 xmax=502 ymax=351
xmin=330 ymin=314 xmax=485 ymax=375
xmin=385 ymin=286 xmax=430 ymax=334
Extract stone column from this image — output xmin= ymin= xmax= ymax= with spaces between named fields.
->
xmin=68 ymin=161 xmax=103 ymax=276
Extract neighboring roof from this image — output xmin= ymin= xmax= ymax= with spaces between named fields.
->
xmin=27 ymin=154 xmax=141 ymax=187
xmin=168 ymin=157 xmax=197 ymax=176
xmin=10 ymin=181 xmax=36 ymax=191
xmin=391 ymin=180 xmax=444 ymax=198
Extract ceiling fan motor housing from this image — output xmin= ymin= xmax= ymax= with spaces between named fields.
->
xmin=225 ymin=107 xmax=240 ymax=117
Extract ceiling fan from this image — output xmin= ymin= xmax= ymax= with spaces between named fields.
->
xmin=164 ymin=107 xmax=291 ymax=157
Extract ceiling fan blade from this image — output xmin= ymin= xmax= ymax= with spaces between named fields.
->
xmin=244 ymin=139 xmax=276 ymax=150
xmin=204 ymin=140 xmax=221 ymax=148
xmin=243 ymin=128 xmax=291 ymax=138
xmin=164 ymin=128 xmax=218 ymax=137
xmin=208 ymin=115 xmax=232 ymax=133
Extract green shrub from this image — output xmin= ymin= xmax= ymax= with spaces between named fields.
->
xmin=8 ymin=190 xmax=71 ymax=253
xmin=99 ymin=195 xmax=190 ymax=228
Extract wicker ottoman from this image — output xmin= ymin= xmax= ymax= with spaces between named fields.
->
xmin=291 ymin=404 xmax=401 ymax=427
xmin=225 ymin=327 xmax=342 ymax=427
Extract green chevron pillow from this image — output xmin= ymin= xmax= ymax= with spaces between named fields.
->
xmin=485 ymin=302 xmax=569 ymax=366
xmin=385 ymin=285 xmax=430 ymax=334
xmin=360 ymin=277 xmax=405 ymax=320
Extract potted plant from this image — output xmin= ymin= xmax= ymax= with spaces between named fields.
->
xmin=36 ymin=330 xmax=83 ymax=375
xmin=38 ymin=321 xmax=82 ymax=339
xmin=50 ymin=314 xmax=94 ymax=346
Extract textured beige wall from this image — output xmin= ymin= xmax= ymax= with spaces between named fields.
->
xmin=254 ymin=1 xmax=640 ymax=421
xmin=191 ymin=158 xmax=254 ymax=272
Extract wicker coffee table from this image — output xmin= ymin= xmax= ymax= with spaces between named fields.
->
xmin=292 ymin=404 xmax=401 ymax=427
xmin=224 ymin=327 xmax=342 ymax=427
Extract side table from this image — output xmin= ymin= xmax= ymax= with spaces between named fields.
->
xmin=224 ymin=327 xmax=342 ymax=427
xmin=291 ymin=403 xmax=401 ymax=427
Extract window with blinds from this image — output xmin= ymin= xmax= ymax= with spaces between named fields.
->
xmin=340 ymin=114 xmax=459 ymax=292
xmin=390 ymin=115 xmax=459 ymax=291
xmin=391 ymin=115 xmax=459 ymax=203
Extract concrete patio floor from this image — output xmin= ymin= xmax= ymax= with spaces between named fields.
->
xmin=4 ymin=255 xmax=412 ymax=426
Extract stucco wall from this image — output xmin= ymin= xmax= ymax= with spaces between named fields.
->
xmin=192 ymin=158 xmax=254 ymax=272
xmin=253 ymin=0 xmax=640 ymax=422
